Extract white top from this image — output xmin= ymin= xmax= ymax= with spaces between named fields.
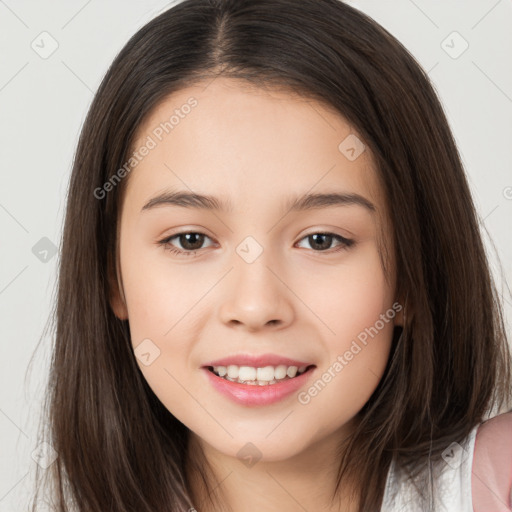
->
xmin=380 ymin=424 xmax=480 ymax=511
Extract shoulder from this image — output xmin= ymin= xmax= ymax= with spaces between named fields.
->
xmin=472 ymin=411 xmax=512 ymax=512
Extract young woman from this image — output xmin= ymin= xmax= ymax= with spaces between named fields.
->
xmin=31 ymin=1 xmax=512 ymax=511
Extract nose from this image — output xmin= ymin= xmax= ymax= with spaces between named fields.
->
xmin=218 ymin=250 xmax=294 ymax=332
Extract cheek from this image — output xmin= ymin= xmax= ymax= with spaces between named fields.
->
xmin=122 ymin=266 xmax=204 ymax=381
xmin=295 ymin=245 xmax=394 ymax=408
xmin=122 ymin=268 xmax=204 ymax=427
xmin=120 ymin=233 xmax=212 ymax=343
xmin=301 ymin=243 xmax=394 ymax=343
xmin=119 ymin=241 xmax=215 ymax=419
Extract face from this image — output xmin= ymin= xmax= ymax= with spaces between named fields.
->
xmin=111 ymin=77 xmax=402 ymax=464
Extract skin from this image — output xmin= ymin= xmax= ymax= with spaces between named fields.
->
xmin=110 ymin=77 xmax=404 ymax=512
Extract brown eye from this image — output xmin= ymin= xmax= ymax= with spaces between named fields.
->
xmin=175 ymin=233 xmax=206 ymax=251
xmin=158 ymin=232 xmax=214 ymax=256
xmin=296 ymin=233 xmax=354 ymax=252
xmin=158 ymin=231 xmax=354 ymax=258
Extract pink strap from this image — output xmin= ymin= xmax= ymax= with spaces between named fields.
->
xmin=472 ymin=411 xmax=512 ymax=511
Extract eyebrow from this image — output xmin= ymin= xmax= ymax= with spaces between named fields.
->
xmin=141 ymin=190 xmax=376 ymax=214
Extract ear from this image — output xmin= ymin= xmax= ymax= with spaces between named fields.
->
xmin=108 ymin=255 xmax=129 ymax=320
xmin=392 ymin=294 xmax=408 ymax=328
xmin=110 ymin=285 xmax=128 ymax=320
xmin=393 ymin=305 xmax=404 ymax=327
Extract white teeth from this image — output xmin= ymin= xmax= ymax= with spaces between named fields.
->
xmin=256 ymin=366 xmax=275 ymax=381
xmin=212 ymin=363 xmax=310 ymax=384
xmin=287 ymin=366 xmax=298 ymax=378
xmin=274 ymin=365 xmax=288 ymax=379
xmin=232 ymin=378 xmax=278 ymax=385
xmin=227 ymin=365 xmax=239 ymax=379
xmin=238 ymin=366 xmax=257 ymax=381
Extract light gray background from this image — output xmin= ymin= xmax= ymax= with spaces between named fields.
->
xmin=1 ymin=1 xmax=511 ymax=510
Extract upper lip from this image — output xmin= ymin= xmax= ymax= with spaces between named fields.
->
xmin=202 ymin=353 xmax=315 ymax=368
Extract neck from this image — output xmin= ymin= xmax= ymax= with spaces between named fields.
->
xmin=185 ymin=420 xmax=360 ymax=512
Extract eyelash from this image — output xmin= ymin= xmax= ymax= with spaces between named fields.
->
xmin=157 ymin=231 xmax=355 ymax=257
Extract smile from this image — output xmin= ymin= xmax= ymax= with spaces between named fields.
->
xmin=203 ymin=364 xmax=316 ymax=406
xmin=208 ymin=364 xmax=313 ymax=385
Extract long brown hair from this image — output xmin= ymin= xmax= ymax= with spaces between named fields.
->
xmin=29 ymin=0 xmax=512 ymax=510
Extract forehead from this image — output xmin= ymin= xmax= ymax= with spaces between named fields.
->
xmin=125 ymin=77 xmax=384 ymax=215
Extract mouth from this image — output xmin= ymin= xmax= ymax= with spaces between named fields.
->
xmin=205 ymin=363 xmax=316 ymax=386
xmin=202 ymin=363 xmax=317 ymax=406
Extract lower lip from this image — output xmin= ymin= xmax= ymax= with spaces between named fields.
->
xmin=202 ymin=367 xmax=315 ymax=406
